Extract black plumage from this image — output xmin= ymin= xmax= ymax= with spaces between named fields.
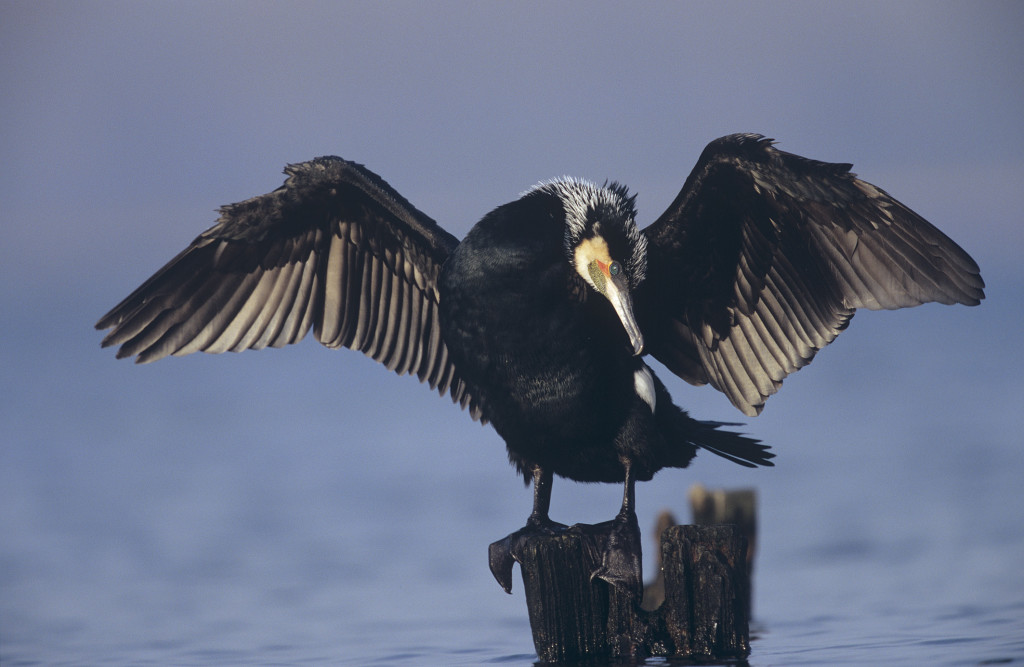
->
xmin=97 ymin=133 xmax=984 ymax=593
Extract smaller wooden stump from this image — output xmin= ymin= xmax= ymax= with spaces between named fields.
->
xmin=660 ymin=525 xmax=750 ymax=659
xmin=515 ymin=523 xmax=749 ymax=663
xmin=689 ymin=484 xmax=759 ymax=617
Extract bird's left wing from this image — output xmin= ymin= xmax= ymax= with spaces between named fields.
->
xmin=636 ymin=134 xmax=984 ymax=417
xmin=96 ymin=157 xmax=479 ymax=416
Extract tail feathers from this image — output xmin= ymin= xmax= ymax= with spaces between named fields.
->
xmin=692 ymin=420 xmax=775 ymax=468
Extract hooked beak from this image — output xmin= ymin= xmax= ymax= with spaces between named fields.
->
xmin=605 ymin=282 xmax=644 ymax=356
xmin=579 ymin=250 xmax=645 ymax=356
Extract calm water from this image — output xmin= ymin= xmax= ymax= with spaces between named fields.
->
xmin=3 ymin=299 xmax=1022 ymax=665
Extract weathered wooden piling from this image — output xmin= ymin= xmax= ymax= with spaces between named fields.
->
xmin=689 ymin=484 xmax=759 ymax=618
xmin=512 ymin=523 xmax=751 ymax=663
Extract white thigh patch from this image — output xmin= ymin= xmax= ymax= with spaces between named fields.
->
xmin=634 ymin=366 xmax=656 ymax=413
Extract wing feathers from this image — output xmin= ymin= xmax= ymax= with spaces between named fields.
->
xmin=97 ymin=157 xmax=479 ymax=416
xmin=641 ymin=134 xmax=983 ymax=415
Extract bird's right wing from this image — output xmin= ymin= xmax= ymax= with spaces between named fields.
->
xmin=96 ymin=157 xmax=480 ymax=417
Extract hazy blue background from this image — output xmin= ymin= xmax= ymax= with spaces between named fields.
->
xmin=3 ymin=2 xmax=1022 ymax=664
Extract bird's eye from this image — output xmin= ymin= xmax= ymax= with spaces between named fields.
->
xmin=609 ymin=262 xmax=621 ymax=277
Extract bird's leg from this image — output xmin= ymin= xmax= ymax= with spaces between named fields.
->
xmin=488 ymin=465 xmax=567 ymax=593
xmin=525 ymin=465 xmax=563 ymax=530
xmin=590 ymin=458 xmax=643 ymax=596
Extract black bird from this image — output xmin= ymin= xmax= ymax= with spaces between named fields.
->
xmin=96 ymin=134 xmax=984 ymax=594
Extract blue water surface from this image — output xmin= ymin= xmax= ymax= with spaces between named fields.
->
xmin=2 ymin=293 xmax=1022 ymax=666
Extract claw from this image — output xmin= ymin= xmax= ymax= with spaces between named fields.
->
xmin=488 ymin=519 xmax=567 ymax=593
xmin=590 ymin=511 xmax=643 ymax=597
xmin=488 ymin=534 xmax=517 ymax=594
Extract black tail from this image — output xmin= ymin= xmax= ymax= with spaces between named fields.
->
xmin=652 ymin=372 xmax=775 ymax=469
xmin=691 ymin=419 xmax=774 ymax=468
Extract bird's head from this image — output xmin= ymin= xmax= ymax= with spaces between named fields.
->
xmin=530 ymin=179 xmax=648 ymax=355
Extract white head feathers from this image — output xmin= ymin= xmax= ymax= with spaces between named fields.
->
xmin=528 ymin=178 xmax=648 ymax=287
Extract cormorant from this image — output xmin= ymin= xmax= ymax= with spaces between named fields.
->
xmin=96 ymin=134 xmax=984 ymax=595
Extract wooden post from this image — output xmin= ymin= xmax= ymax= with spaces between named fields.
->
xmin=513 ymin=523 xmax=750 ymax=663
xmin=689 ymin=484 xmax=759 ymax=617
xmin=660 ymin=525 xmax=750 ymax=658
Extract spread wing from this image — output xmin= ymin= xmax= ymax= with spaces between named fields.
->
xmin=637 ymin=133 xmax=985 ymax=417
xmin=96 ymin=157 xmax=480 ymax=417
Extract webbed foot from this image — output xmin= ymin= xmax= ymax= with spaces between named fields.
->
xmin=589 ymin=510 xmax=643 ymax=597
xmin=488 ymin=517 xmax=568 ymax=594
